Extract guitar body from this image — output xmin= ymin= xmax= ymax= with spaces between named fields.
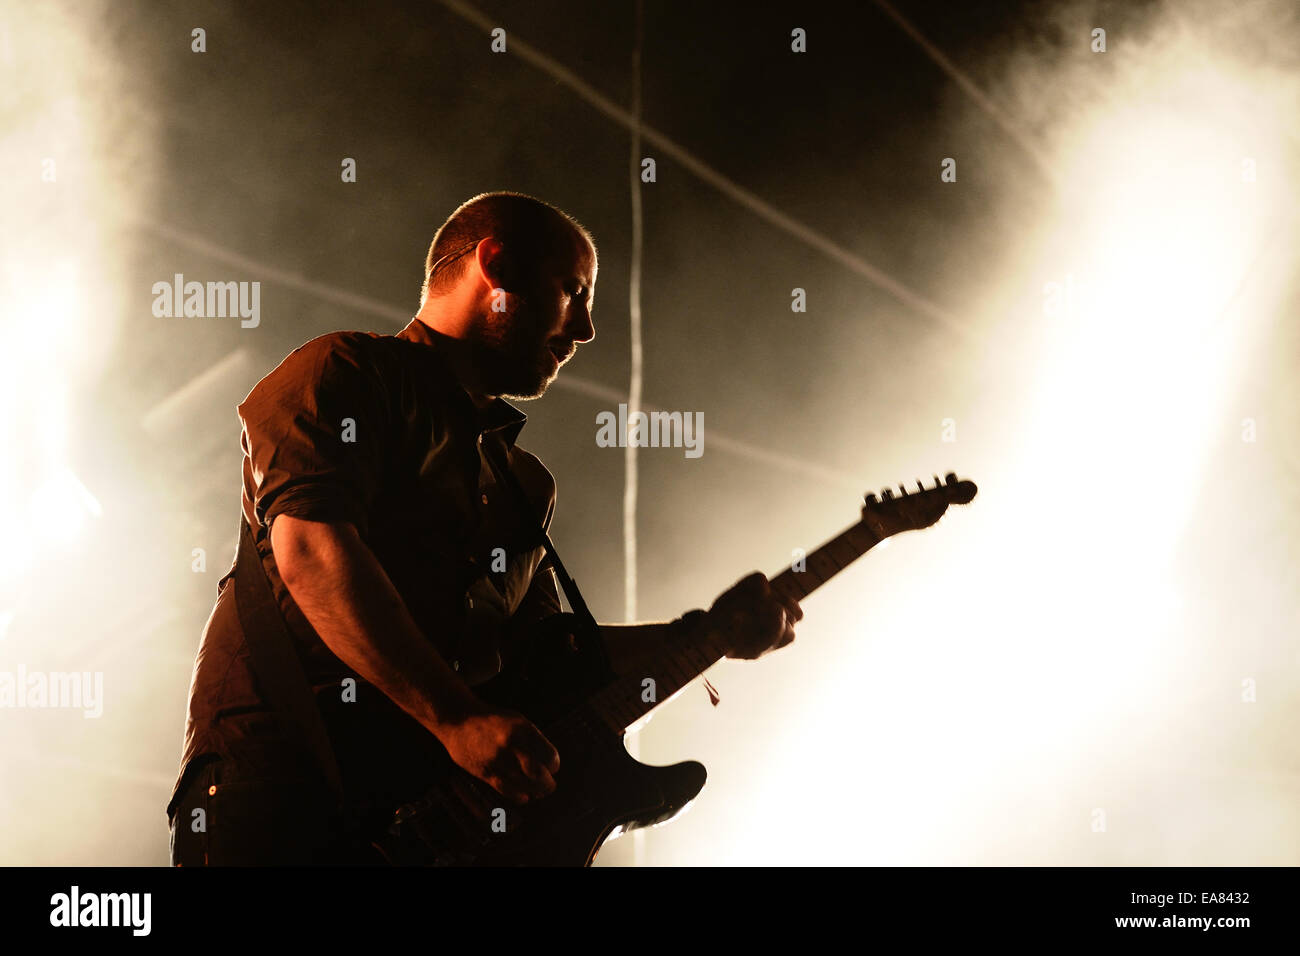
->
xmin=370 ymin=616 xmax=706 ymax=866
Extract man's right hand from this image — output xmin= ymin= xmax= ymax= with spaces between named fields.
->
xmin=269 ymin=516 xmax=561 ymax=807
xmin=437 ymin=705 xmax=561 ymax=805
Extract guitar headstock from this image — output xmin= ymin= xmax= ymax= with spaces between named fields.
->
xmin=861 ymin=472 xmax=978 ymax=538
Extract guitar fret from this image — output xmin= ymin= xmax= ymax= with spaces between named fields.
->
xmin=779 ymin=575 xmax=811 ymax=602
xmin=651 ymin=659 xmax=681 ymax=695
xmin=670 ymin=647 xmax=698 ymax=682
xmin=770 ymin=575 xmax=799 ymax=601
xmin=768 ymin=519 xmax=887 ymax=606
xmin=681 ymin=641 xmax=712 ymax=674
xmin=681 ymin=636 xmax=712 ymax=675
xmin=664 ymin=647 xmax=693 ymax=686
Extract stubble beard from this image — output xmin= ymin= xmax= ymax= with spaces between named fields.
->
xmin=469 ymin=300 xmax=554 ymax=400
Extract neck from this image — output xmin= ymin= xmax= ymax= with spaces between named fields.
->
xmin=411 ymin=310 xmax=499 ymax=406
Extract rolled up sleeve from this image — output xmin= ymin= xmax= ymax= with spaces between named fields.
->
xmin=238 ymin=332 xmax=388 ymax=537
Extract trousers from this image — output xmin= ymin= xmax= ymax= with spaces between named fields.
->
xmin=168 ymin=755 xmax=387 ymax=866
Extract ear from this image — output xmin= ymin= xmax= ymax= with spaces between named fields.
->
xmin=472 ymin=237 xmax=509 ymax=292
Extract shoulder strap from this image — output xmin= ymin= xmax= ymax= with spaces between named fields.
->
xmin=232 ymin=514 xmax=345 ymax=810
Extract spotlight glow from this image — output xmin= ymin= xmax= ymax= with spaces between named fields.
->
xmin=674 ymin=44 xmax=1296 ymax=867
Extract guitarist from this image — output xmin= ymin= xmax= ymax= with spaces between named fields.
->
xmin=166 ymin=191 xmax=803 ymax=865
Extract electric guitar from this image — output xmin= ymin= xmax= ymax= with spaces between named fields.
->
xmin=371 ymin=472 xmax=978 ymax=865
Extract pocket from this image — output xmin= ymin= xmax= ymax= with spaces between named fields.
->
xmin=169 ymin=760 xmax=218 ymax=866
xmin=206 ymin=768 xmax=343 ymax=865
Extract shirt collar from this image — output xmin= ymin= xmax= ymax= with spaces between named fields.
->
xmin=397 ymin=317 xmax=528 ymax=448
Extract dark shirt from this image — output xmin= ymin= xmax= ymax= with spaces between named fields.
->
xmin=167 ymin=318 xmax=562 ymax=818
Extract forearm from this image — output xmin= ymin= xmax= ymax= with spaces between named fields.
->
xmin=597 ymin=610 xmax=711 ymax=676
xmin=272 ymin=516 xmax=479 ymax=736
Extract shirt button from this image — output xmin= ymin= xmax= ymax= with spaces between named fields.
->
xmin=452 ymin=660 xmax=460 ymax=672
xmin=481 ymin=493 xmax=489 ymax=505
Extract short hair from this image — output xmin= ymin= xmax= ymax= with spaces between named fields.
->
xmin=419 ymin=191 xmax=595 ymax=306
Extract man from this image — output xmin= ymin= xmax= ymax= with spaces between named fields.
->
xmin=167 ymin=191 xmax=802 ymax=865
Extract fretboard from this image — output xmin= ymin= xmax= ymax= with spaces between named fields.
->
xmin=587 ymin=518 xmax=884 ymax=734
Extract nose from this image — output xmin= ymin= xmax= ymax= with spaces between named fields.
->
xmin=566 ymin=299 xmax=595 ymax=345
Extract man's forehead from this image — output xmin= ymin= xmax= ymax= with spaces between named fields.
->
xmin=571 ymin=232 xmax=597 ymax=279
xmin=552 ymin=229 xmax=597 ymax=283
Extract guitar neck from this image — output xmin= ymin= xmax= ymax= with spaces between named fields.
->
xmin=769 ymin=519 xmax=884 ymax=602
xmin=587 ymin=518 xmax=885 ymax=735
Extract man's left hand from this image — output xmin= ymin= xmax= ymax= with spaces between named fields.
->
xmin=705 ymin=571 xmax=803 ymax=660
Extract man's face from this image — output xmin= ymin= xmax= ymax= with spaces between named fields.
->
xmin=475 ymin=229 xmax=597 ymax=400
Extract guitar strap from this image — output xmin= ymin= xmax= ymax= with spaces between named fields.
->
xmin=483 ymin=440 xmax=716 ymax=704
xmin=232 ymin=513 xmax=346 ymax=811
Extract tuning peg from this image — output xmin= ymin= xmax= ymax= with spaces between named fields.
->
xmin=916 ymin=478 xmax=926 ymax=492
xmin=864 ymin=492 xmax=878 ymax=505
xmin=933 ymin=474 xmax=942 ymax=488
xmin=944 ymin=472 xmax=957 ymax=485
xmin=898 ymin=483 xmax=908 ymax=496
xmin=881 ymin=488 xmax=894 ymax=500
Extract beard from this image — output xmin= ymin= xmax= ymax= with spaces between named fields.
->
xmin=466 ymin=296 xmax=556 ymax=400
